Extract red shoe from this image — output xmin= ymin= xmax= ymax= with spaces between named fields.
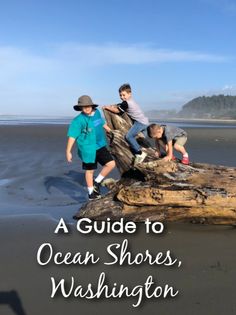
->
xmin=172 ymin=155 xmax=176 ymax=161
xmin=181 ymin=156 xmax=189 ymax=165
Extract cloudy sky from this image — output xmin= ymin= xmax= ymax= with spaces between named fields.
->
xmin=0 ymin=0 xmax=235 ymax=116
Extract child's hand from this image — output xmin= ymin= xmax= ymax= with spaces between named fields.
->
xmin=107 ymin=130 xmax=114 ymax=142
xmin=163 ymin=155 xmax=172 ymax=162
xmin=66 ymin=152 xmax=73 ymax=163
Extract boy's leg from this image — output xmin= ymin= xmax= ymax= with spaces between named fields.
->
xmin=85 ymin=170 xmax=94 ymax=193
xmin=173 ymin=143 xmax=187 ymax=155
xmin=83 ymin=162 xmax=101 ymax=200
xmin=98 ymin=160 xmax=116 ymax=179
xmin=173 ymin=137 xmax=189 ymax=164
xmin=125 ymin=121 xmax=146 ymax=154
xmin=94 ymin=147 xmax=116 ymax=192
xmin=125 ymin=121 xmax=148 ymax=164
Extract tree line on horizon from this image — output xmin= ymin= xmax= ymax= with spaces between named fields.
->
xmin=146 ymin=95 xmax=236 ymax=120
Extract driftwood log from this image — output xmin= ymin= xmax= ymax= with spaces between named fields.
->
xmin=74 ymin=110 xmax=236 ymax=225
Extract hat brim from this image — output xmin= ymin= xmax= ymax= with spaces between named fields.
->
xmin=73 ymin=104 xmax=99 ymax=111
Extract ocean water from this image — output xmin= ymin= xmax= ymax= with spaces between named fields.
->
xmin=150 ymin=118 xmax=236 ymax=129
xmin=1 ymin=115 xmax=236 ymax=128
xmin=0 ymin=115 xmax=72 ymax=125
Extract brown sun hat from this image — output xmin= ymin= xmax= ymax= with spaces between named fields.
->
xmin=73 ymin=95 xmax=98 ymax=111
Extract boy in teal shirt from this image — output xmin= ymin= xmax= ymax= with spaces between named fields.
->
xmin=66 ymin=95 xmax=115 ymax=200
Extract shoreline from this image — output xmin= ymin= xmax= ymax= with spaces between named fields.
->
xmin=149 ymin=117 xmax=236 ymax=123
xmin=0 ymin=116 xmax=236 ymax=125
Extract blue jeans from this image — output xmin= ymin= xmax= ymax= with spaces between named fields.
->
xmin=125 ymin=121 xmax=147 ymax=153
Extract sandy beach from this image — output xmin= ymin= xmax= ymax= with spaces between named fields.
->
xmin=0 ymin=124 xmax=236 ymax=314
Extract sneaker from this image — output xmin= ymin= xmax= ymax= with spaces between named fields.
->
xmin=88 ymin=190 xmax=101 ymax=201
xmin=93 ymin=181 xmax=101 ymax=194
xmin=181 ymin=156 xmax=189 ymax=165
xmin=134 ymin=151 xmax=147 ymax=165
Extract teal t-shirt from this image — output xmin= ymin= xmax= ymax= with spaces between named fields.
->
xmin=92 ymin=112 xmax=107 ymax=149
xmin=67 ymin=109 xmax=107 ymax=163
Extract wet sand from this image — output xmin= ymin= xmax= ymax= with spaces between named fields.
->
xmin=1 ymin=217 xmax=236 ymax=315
xmin=0 ymin=124 xmax=236 ymax=314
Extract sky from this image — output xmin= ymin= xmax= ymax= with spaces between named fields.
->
xmin=0 ymin=0 xmax=235 ymax=116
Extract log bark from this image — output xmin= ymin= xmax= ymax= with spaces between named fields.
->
xmin=74 ymin=110 xmax=236 ymax=225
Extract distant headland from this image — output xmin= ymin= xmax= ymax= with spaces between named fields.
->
xmin=146 ymin=95 xmax=236 ymax=120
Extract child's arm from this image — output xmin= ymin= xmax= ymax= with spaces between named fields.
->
xmin=103 ymin=105 xmax=120 ymax=114
xmin=155 ymin=140 xmax=161 ymax=157
xmin=163 ymin=140 xmax=173 ymax=161
xmin=103 ymin=123 xmax=112 ymax=133
xmin=66 ymin=137 xmax=76 ymax=162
